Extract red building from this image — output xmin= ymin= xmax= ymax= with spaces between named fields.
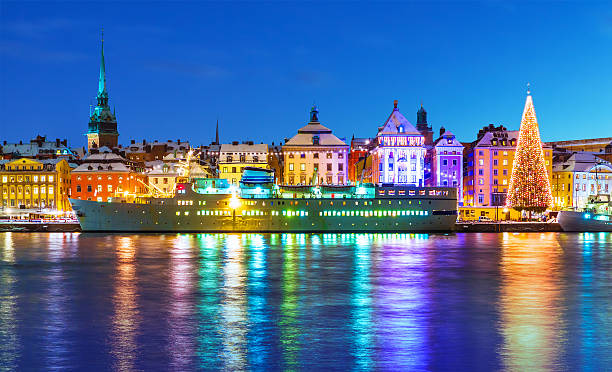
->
xmin=70 ymin=151 xmax=146 ymax=202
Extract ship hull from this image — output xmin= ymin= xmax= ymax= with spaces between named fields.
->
xmin=70 ymin=193 xmax=457 ymax=233
xmin=558 ymin=210 xmax=612 ymax=232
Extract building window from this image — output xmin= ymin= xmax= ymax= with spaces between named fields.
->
xmin=49 ymin=176 xmax=54 ymax=182
xmin=253 ymin=156 xmax=259 ymax=162
xmin=478 ymin=151 xmax=484 ymax=156
xmin=107 ymin=185 xmax=113 ymax=192
xmin=338 ymin=164 xmax=343 ymax=171
xmin=76 ymin=185 xmax=81 ymax=193
xmin=443 ymin=159 xmax=448 ymax=166
xmin=478 ymin=159 xmax=484 ymax=166
xmin=289 ymin=163 xmax=294 ymax=171
xmin=87 ymin=185 xmax=92 ymax=192
xmin=97 ymin=185 xmax=102 ymax=192
xmin=338 ymin=153 xmax=343 ymax=159
xmin=314 ymin=153 xmax=319 ymax=159
xmin=327 ymin=153 xmax=332 ymax=159
xmin=164 ymin=178 xmax=168 ymax=184
xmin=493 ymin=159 xmax=498 ymax=166
xmin=503 ymin=170 xmax=508 ymax=176
xmin=232 ymin=167 xmax=236 ymax=173
xmin=338 ymin=176 xmax=344 ymax=184
xmin=327 ymin=164 xmax=332 ymax=172
xmin=300 ymin=163 xmax=306 ymax=171
xmin=478 ymin=178 xmax=484 ymax=185
xmin=300 ymin=153 xmax=305 ymax=159
xmin=326 ymin=176 xmax=332 ymax=184
xmin=478 ymin=169 xmax=484 ymax=176
xmin=289 ymin=153 xmax=294 ymax=159
xmin=503 ymin=160 xmax=508 ymax=165
xmin=478 ymin=194 xmax=484 ymax=204
xmin=493 ymin=169 xmax=498 ymax=176
xmin=240 ymin=155 xmax=246 ymax=162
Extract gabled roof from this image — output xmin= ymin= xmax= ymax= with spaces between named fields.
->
xmin=553 ymin=152 xmax=612 ymax=173
xmin=377 ymin=102 xmax=421 ymax=136
xmin=284 ymin=106 xmax=348 ymax=147
xmin=433 ymin=131 xmax=464 ymax=148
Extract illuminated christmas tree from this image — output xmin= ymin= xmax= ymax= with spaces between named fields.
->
xmin=506 ymin=90 xmax=553 ymax=213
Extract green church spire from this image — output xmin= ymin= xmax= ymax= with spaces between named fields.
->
xmin=98 ymin=28 xmax=106 ymax=96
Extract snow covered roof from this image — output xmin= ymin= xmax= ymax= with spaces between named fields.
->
xmin=84 ymin=152 xmax=125 ymax=161
xmin=73 ymin=162 xmax=130 ymax=172
xmin=220 ymin=143 xmax=268 ymax=153
xmin=433 ymin=131 xmax=464 ymax=148
xmin=553 ymin=152 xmax=612 ymax=173
xmin=377 ymin=103 xmax=421 ymax=136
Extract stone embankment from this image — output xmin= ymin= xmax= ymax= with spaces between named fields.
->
xmin=0 ymin=223 xmax=81 ymax=232
xmin=455 ymin=222 xmax=563 ymax=232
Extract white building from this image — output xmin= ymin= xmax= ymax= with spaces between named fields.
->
xmin=371 ymin=101 xmax=426 ymax=185
xmin=282 ymin=106 xmax=349 ymax=185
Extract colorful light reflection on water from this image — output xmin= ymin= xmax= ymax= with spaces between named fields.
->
xmin=1 ymin=232 xmax=611 ymax=371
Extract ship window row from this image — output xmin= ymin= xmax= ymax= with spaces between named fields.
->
xmin=319 ymin=210 xmax=428 ymax=217
xmin=178 ymin=200 xmax=193 ymax=205
xmin=378 ymin=189 xmax=449 ymax=197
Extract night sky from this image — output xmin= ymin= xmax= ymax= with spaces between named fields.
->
xmin=1 ymin=1 xmax=611 ymax=149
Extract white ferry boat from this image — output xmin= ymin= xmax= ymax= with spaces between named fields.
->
xmin=70 ymin=167 xmax=458 ymax=232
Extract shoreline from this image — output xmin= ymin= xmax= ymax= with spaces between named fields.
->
xmin=1 ymin=221 xmax=564 ymax=233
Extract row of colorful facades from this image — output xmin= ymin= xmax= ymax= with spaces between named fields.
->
xmin=1 ymin=35 xmax=611 ymax=216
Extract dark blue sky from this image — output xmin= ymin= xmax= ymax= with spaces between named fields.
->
xmin=1 ymin=1 xmax=611 ymax=148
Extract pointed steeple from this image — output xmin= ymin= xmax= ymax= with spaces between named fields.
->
xmin=96 ymin=28 xmax=109 ymax=108
xmin=215 ymin=119 xmax=220 ymax=144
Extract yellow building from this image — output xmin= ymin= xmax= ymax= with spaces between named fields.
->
xmin=0 ymin=158 xmax=72 ymax=211
xmin=459 ymin=206 xmax=522 ymax=221
xmin=552 ymin=152 xmax=612 ymax=210
xmin=219 ymin=142 xmax=269 ymax=184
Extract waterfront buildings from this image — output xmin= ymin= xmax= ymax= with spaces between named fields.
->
xmin=463 ymin=124 xmax=553 ymax=207
xmin=70 ymin=149 xmax=146 ymax=202
xmin=1 ymin=136 xmax=76 ymax=160
xmin=282 ymin=106 xmax=349 ymax=185
xmin=219 ymin=142 xmax=269 ymax=185
xmin=552 ymin=152 xmax=612 ymax=209
xmin=87 ymin=33 xmax=119 ymax=152
xmin=122 ymin=139 xmax=189 ymax=162
xmin=430 ymin=128 xmax=464 ymax=203
xmin=371 ymin=101 xmax=426 ymax=186
xmin=0 ymin=158 xmax=73 ymax=211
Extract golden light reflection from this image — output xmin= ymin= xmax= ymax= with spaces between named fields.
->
xmin=111 ymin=236 xmax=139 ymax=371
xmin=0 ymin=232 xmax=18 ymax=369
xmin=221 ymin=234 xmax=247 ymax=371
xmin=499 ymin=233 xmax=566 ymax=371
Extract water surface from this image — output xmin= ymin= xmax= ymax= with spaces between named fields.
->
xmin=1 ymin=232 xmax=611 ymax=371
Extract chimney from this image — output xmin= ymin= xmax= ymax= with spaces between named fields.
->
xmin=19 ymin=140 xmax=23 ymax=145
xmin=440 ymin=127 xmax=446 ymax=137
xmin=61 ymin=139 xmax=67 ymax=146
xmin=56 ymin=138 xmax=60 ymax=147
xmin=131 ymin=139 xmax=135 ymax=144
xmin=177 ymin=139 xmax=181 ymax=145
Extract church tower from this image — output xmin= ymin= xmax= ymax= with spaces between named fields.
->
xmin=87 ymin=30 xmax=118 ymax=152
xmin=416 ymin=104 xmax=433 ymax=146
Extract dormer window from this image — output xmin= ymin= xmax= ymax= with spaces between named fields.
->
xmin=398 ymin=125 xmax=404 ymax=133
xmin=491 ymin=139 xmax=498 ymax=146
xmin=313 ymin=135 xmax=320 ymax=145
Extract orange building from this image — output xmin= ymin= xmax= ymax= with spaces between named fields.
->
xmin=70 ymin=152 xmax=146 ymax=202
xmin=463 ymin=124 xmax=552 ymax=207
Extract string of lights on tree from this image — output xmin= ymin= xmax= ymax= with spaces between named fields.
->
xmin=506 ymin=90 xmax=553 ymax=213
